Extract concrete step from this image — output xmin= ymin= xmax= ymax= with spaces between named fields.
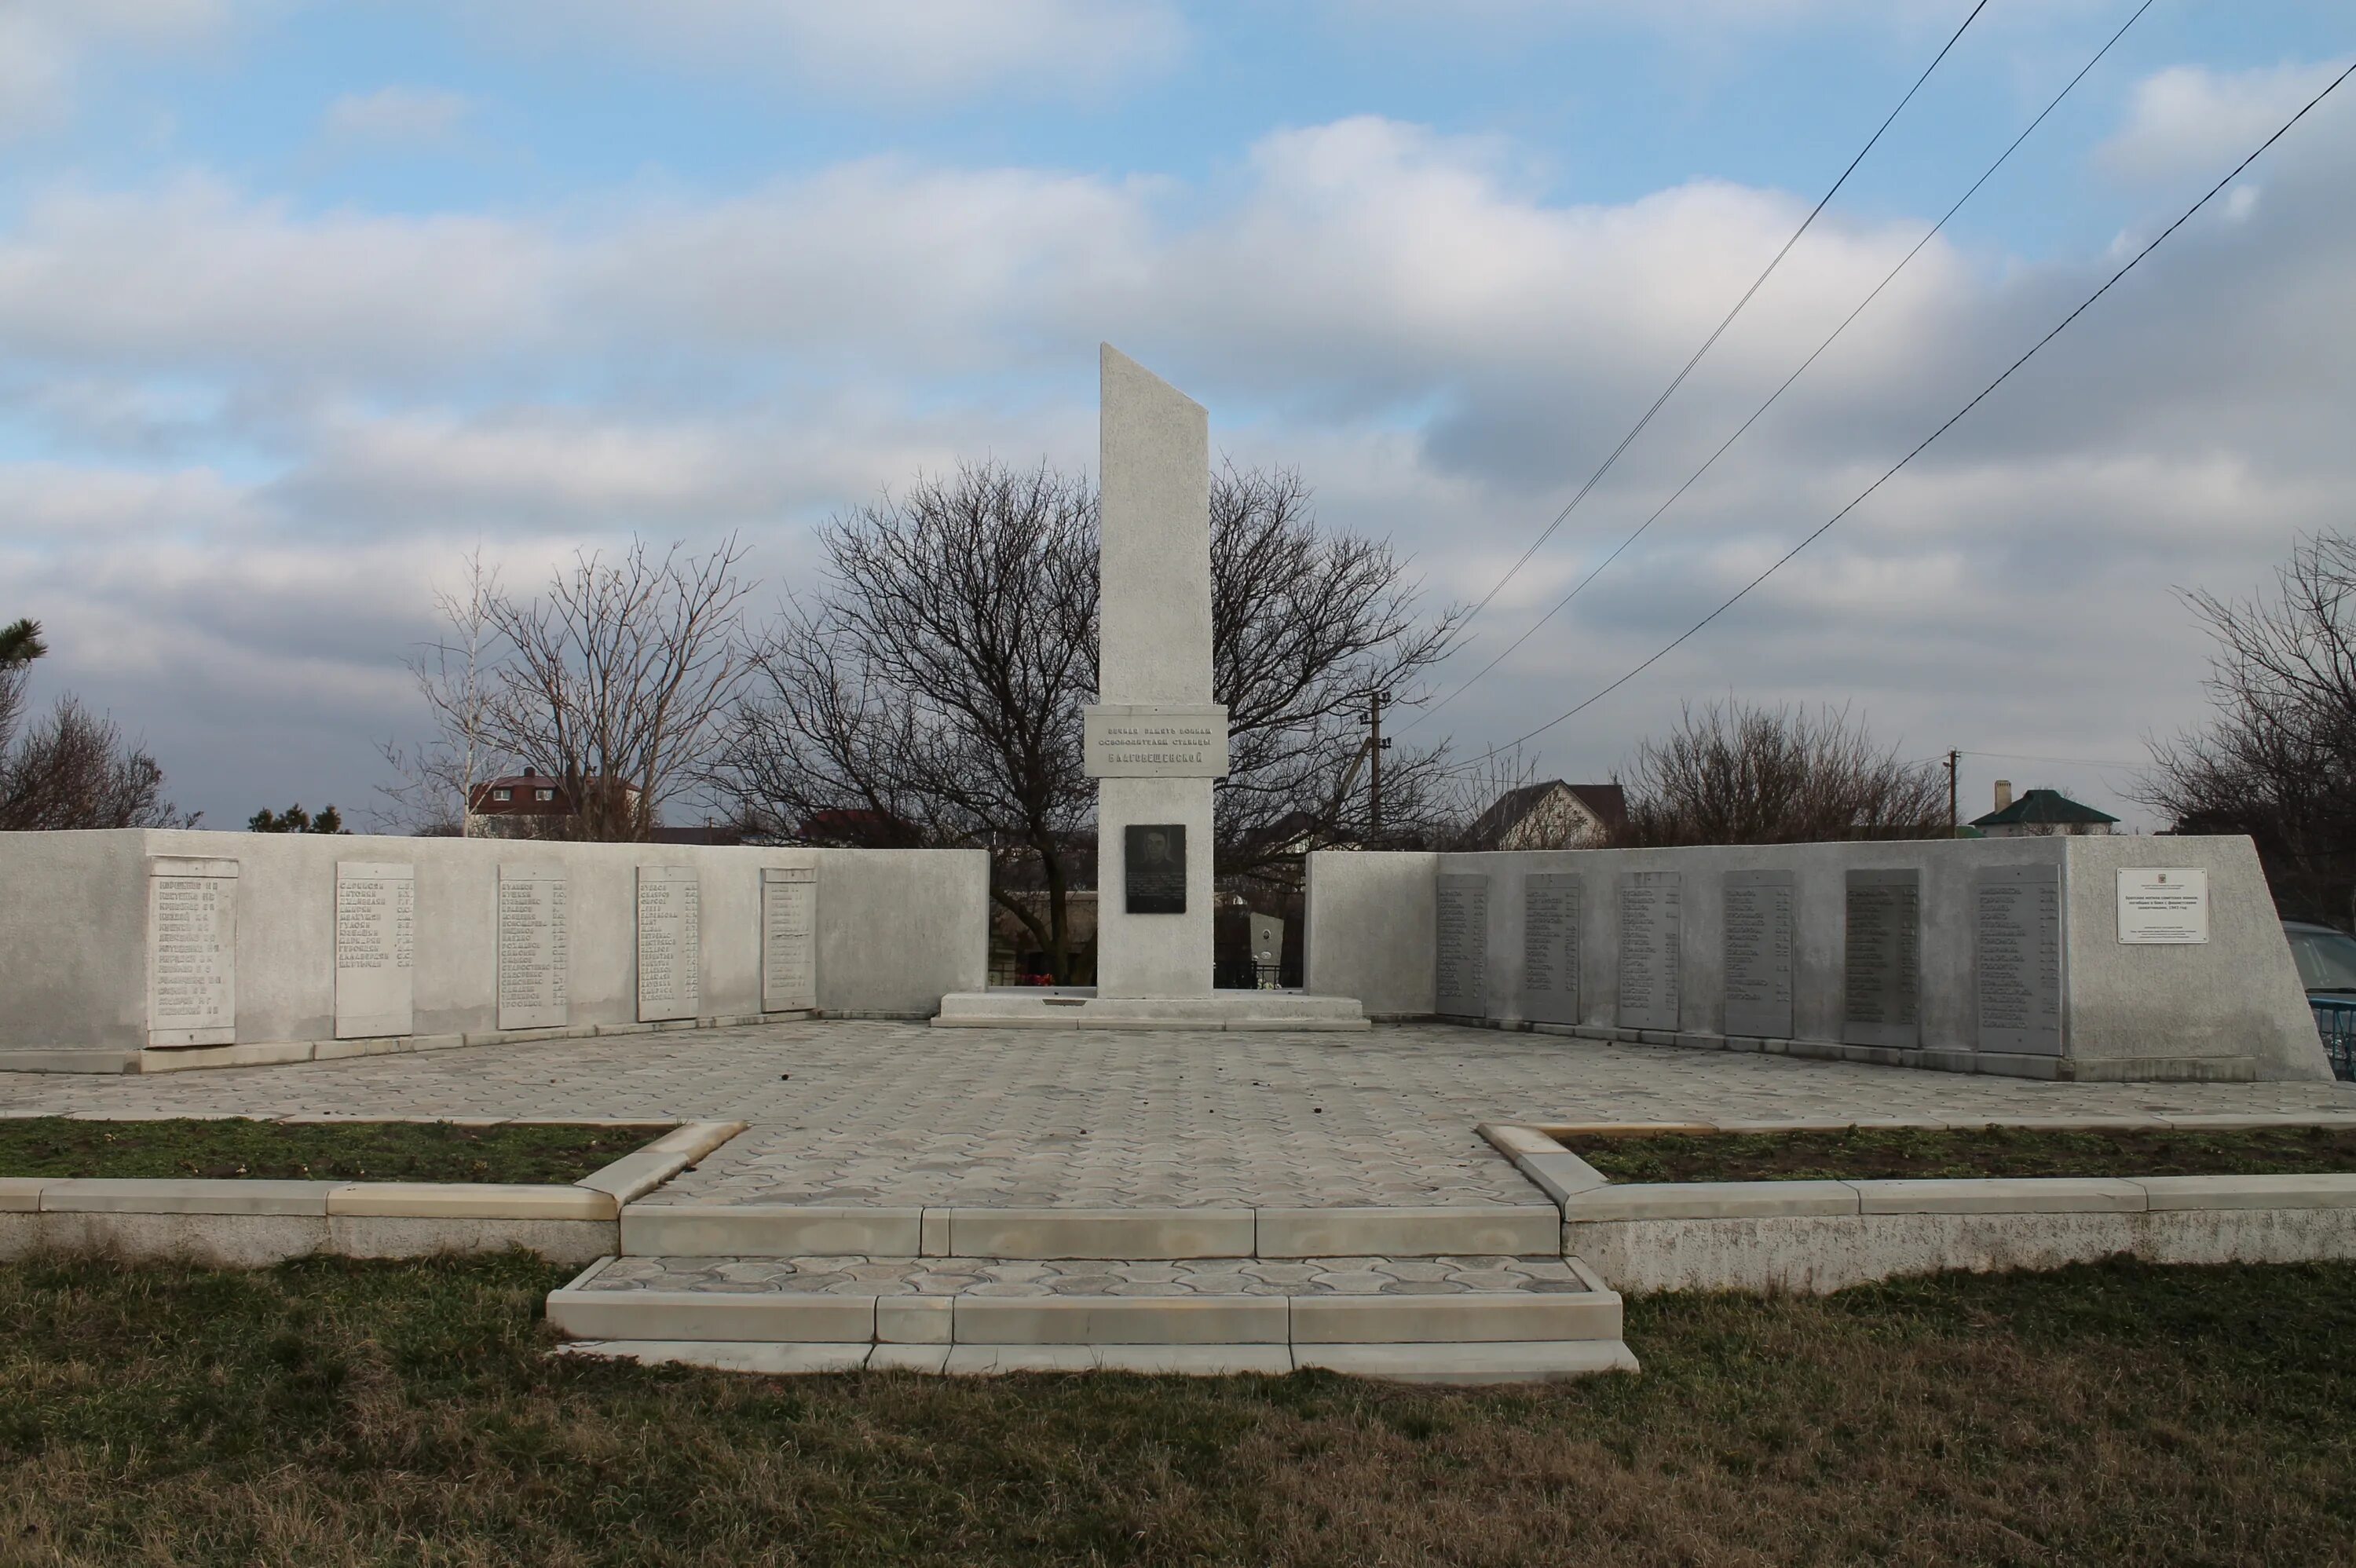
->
xmin=931 ymin=989 xmax=1368 ymax=1032
xmin=558 ymin=1339 xmax=1638 ymax=1382
xmin=619 ymin=1202 xmax=1562 ymax=1260
xmin=546 ymin=1254 xmax=1633 ymax=1383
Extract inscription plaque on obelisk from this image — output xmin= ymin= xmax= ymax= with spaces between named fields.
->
xmin=1434 ymin=874 xmax=1489 ymax=1018
xmin=1722 ymin=868 xmax=1794 ymax=1039
xmin=636 ymin=866 xmax=702 ymax=1022
xmin=1844 ymin=868 xmax=1921 ymax=1048
xmin=1519 ymin=872 xmax=1582 ymax=1025
xmin=1977 ymin=863 xmax=2062 ymax=1055
xmin=762 ymin=866 xmax=818 ymax=1013
xmin=496 ymin=865 xmax=568 ymax=1030
xmin=334 ymin=861 xmax=415 ymax=1039
xmin=1616 ymin=870 xmax=1681 ymax=1031
xmin=148 ymin=857 xmax=236 ymax=1046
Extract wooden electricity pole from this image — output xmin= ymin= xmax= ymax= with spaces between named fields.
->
xmin=1947 ymin=749 xmax=1961 ymax=836
xmin=1363 ymin=689 xmax=1394 ymax=842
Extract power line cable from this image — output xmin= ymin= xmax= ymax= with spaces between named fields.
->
xmin=1444 ymin=0 xmax=1992 ymax=641
xmin=1429 ymin=55 xmax=2356 ymax=780
xmin=1413 ymin=0 xmax=2155 ymax=729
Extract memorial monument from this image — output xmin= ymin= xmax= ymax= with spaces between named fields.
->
xmin=934 ymin=346 xmax=1366 ymax=1029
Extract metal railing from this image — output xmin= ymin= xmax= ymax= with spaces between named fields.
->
xmin=2311 ymin=996 xmax=2356 ymax=1082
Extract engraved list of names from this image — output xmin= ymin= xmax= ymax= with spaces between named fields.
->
xmin=1844 ymin=868 xmax=1922 ymax=1049
xmin=335 ymin=861 xmax=415 ymax=1039
xmin=763 ymin=867 xmax=818 ymax=1012
xmin=1722 ymin=868 xmax=1794 ymax=1039
xmin=1434 ymin=874 xmax=1489 ymax=1018
xmin=636 ymin=866 xmax=702 ymax=1022
xmin=496 ymin=866 xmax=569 ymax=1030
xmin=148 ymin=858 xmax=236 ymax=1045
xmin=1977 ymin=863 xmax=2062 ymax=1055
xmin=1616 ymin=871 xmax=1681 ymax=1031
xmin=1519 ymin=872 xmax=1582 ymax=1025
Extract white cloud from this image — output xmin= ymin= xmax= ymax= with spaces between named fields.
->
xmin=2 ymin=104 xmax=2352 ymax=826
xmin=323 ymin=86 xmax=472 ymax=148
xmin=2099 ymin=60 xmax=2351 ymax=181
xmin=0 ymin=0 xmax=228 ymax=143
xmin=470 ymin=0 xmax=1186 ymax=101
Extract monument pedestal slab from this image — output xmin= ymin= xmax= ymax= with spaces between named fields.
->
xmin=931 ymin=988 xmax=1367 ymax=1032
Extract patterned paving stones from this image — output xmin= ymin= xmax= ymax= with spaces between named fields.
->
xmin=5 ymin=1018 xmax=2351 ymax=1210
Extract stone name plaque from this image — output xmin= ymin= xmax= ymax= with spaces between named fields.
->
xmin=1084 ymin=704 xmax=1230 ymax=778
xmin=1616 ymin=870 xmax=1681 ymax=1032
xmin=1435 ymin=874 xmax=1489 ymax=1017
xmin=1722 ymin=868 xmax=1794 ymax=1040
xmin=334 ymin=861 xmax=415 ymax=1039
xmin=763 ymin=866 xmax=818 ymax=1013
xmin=637 ymin=866 xmax=703 ymax=1022
xmin=1977 ymin=864 xmax=2062 ymax=1056
xmin=2117 ymin=868 xmax=2208 ymax=944
xmin=148 ymin=857 xmax=236 ymax=1047
xmin=1519 ymin=872 xmax=1582 ymax=1025
xmin=1844 ymin=868 xmax=1921 ymax=1049
xmin=1124 ymin=823 xmax=1187 ymax=914
xmin=496 ymin=865 xmax=569 ymax=1030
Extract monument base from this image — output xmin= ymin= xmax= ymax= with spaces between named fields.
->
xmin=931 ymin=989 xmax=1369 ymax=1032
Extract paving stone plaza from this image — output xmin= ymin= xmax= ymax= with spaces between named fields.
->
xmin=7 ymin=1019 xmax=2351 ymax=1213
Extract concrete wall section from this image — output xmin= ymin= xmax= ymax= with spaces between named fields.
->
xmin=1304 ymin=851 xmax=1437 ymax=1018
xmin=0 ymin=831 xmax=149 ymax=1050
xmin=0 ymin=830 xmax=989 ymax=1051
xmin=1301 ymin=835 xmax=2328 ymax=1081
xmin=2061 ymin=835 xmax=2324 ymax=1080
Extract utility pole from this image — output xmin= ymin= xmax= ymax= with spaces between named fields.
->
xmin=1946 ymin=749 xmax=1960 ymax=837
xmin=1363 ymin=689 xmax=1394 ymax=842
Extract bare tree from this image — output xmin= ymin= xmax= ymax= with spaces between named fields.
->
xmin=377 ymin=549 xmax=505 ymax=835
xmin=718 ymin=462 xmax=1099 ymax=978
xmin=712 ymin=459 xmax=1463 ymax=981
xmin=1425 ymin=744 xmax=1547 ymax=850
xmin=2139 ymin=532 xmax=2356 ymax=925
xmin=482 ymin=537 xmax=753 ymax=842
xmin=1211 ymin=466 xmax=1465 ymax=883
xmin=0 ymin=620 xmax=194 ymax=830
xmin=1616 ymin=700 xmax=1946 ymax=846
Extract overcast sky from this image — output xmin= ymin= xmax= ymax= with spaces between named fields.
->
xmin=1 ymin=1 xmax=2349 ymax=831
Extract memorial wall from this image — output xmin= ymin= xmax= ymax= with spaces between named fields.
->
xmin=1304 ymin=835 xmax=2332 ymax=1083
xmin=0 ymin=830 xmax=989 ymax=1065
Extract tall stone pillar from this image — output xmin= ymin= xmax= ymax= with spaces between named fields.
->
xmin=1088 ymin=345 xmax=1224 ymax=997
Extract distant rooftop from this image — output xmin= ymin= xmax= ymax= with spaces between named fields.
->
xmin=1970 ymin=788 xmax=2118 ymax=829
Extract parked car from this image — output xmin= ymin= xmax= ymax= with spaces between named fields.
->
xmin=2281 ymin=919 xmax=2356 ymax=1080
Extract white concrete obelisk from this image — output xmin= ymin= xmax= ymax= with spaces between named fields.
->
xmin=928 ymin=347 xmax=1364 ymax=1029
xmin=1088 ymin=344 xmax=1226 ymax=996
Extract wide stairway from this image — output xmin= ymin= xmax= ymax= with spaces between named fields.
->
xmin=547 ymin=1208 xmax=1635 ymax=1383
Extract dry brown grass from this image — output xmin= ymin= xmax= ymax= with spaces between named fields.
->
xmin=2 ymin=1253 xmax=2352 ymax=1566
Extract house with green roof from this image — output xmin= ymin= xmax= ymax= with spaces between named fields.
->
xmin=1970 ymin=780 xmax=2117 ymax=839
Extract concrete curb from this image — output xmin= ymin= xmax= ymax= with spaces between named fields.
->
xmin=0 ymin=1119 xmax=747 ymax=1267
xmin=1484 ymin=1122 xmax=2356 ymax=1292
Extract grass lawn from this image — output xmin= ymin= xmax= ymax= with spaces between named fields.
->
xmin=2 ymin=1254 xmax=2352 ymax=1566
xmin=1571 ymin=1124 xmax=2356 ymax=1184
xmin=0 ymin=1118 xmax=671 ymax=1184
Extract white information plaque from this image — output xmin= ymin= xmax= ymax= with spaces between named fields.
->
xmin=1083 ymin=704 xmax=1229 ymax=778
xmin=496 ymin=865 xmax=569 ymax=1030
xmin=2117 ymin=868 xmax=2208 ymax=945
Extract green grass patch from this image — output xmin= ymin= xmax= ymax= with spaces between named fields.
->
xmin=1571 ymin=1123 xmax=2356 ymax=1183
xmin=2 ymin=1253 xmax=2353 ymax=1565
xmin=0 ymin=1117 xmax=671 ymax=1184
